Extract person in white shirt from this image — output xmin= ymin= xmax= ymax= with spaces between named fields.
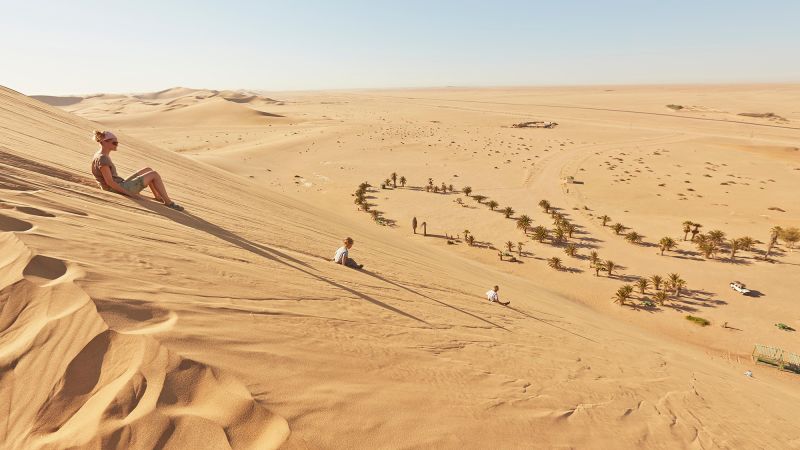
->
xmin=334 ymin=237 xmax=363 ymax=269
xmin=486 ymin=285 xmax=508 ymax=305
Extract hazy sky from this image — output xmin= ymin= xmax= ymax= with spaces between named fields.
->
xmin=2 ymin=0 xmax=798 ymax=94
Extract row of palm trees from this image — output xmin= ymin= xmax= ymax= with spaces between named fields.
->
xmin=614 ymin=273 xmax=686 ymax=307
xmin=425 ymin=178 xmax=455 ymax=194
xmin=354 ymin=182 xmax=387 ymax=225
xmin=383 ymin=173 xmax=407 ymax=189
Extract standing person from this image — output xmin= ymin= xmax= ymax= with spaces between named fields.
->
xmin=90 ymin=130 xmax=183 ymax=211
xmin=486 ymin=286 xmax=509 ymax=305
xmin=334 ymin=237 xmax=363 ymax=269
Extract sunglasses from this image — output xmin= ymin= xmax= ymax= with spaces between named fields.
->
xmin=104 ymin=140 xmax=119 ymax=145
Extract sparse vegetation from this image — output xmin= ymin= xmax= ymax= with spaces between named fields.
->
xmin=547 ymin=257 xmax=563 ymax=270
xmin=487 ymin=200 xmax=499 ymax=210
xmin=659 ymin=237 xmax=676 ymax=255
xmin=564 ymin=243 xmax=577 ymax=257
xmin=612 ymin=223 xmax=625 ymax=235
xmin=516 ymin=215 xmax=532 ymax=234
xmin=625 ymin=231 xmax=643 ymax=245
xmin=686 ymin=315 xmax=710 ymax=327
xmin=532 ymin=225 xmax=548 ymax=242
xmin=503 ymin=207 xmax=514 ymax=218
xmin=614 ymin=285 xmax=634 ymax=306
xmin=600 ymin=215 xmax=611 ymax=227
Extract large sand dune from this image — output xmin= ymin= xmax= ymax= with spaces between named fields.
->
xmin=4 ymin=84 xmax=800 ymax=448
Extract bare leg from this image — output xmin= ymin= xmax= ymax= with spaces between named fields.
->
xmin=129 ymin=167 xmax=154 ymax=178
xmin=141 ymin=171 xmax=172 ymax=205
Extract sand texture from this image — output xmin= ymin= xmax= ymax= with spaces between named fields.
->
xmin=3 ymin=84 xmax=800 ymax=448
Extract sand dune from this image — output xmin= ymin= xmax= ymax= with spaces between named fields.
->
xmin=3 ymin=84 xmax=800 ymax=448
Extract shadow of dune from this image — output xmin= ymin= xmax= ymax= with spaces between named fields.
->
xmin=139 ymin=202 xmax=430 ymax=326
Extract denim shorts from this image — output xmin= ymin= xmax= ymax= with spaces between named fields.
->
xmin=120 ymin=176 xmax=146 ymax=194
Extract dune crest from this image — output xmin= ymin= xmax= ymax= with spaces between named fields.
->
xmin=0 ymin=235 xmax=289 ymax=449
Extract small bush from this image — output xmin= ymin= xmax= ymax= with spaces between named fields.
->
xmin=686 ymin=315 xmax=710 ymax=327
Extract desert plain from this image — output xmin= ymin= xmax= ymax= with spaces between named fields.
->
xmin=1 ymin=83 xmax=799 ymax=449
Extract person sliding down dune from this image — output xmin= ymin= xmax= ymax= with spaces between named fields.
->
xmin=486 ymin=285 xmax=509 ymax=306
xmin=90 ymin=130 xmax=184 ymax=211
xmin=334 ymin=237 xmax=363 ymax=269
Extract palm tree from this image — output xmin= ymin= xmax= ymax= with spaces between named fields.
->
xmin=463 ymin=229 xmax=470 ymax=241
xmin=390 ymin=172 xmax=398 ymax=188
xmin=728 ymin=238 xmax=740 ymax=259
xmin=658 ymin=237 xmax=676 ymax=255
xmin=448 ymin=184 xmax=454 ymax=193
xmin=547 ymin=257 xmax=562 ymax=270
xmin=695 ymin=235 xmax=716 ymax=259
xmin=650 ymin=275 xmax=663 ymax=291
xmin=682 ymin=221 xmax=693 ymax=241
xmin=653 ymin=290 xmax=668 ymax=306
xmin=462 ymin=186 xmax=472 ymax=197
xmin=600 ymin=215 xmax=611 ymax=227
xmin=708 ymin=230 xmax=726 ymax=246
xmin=473 ymin=195 xmax=487 ymax=204
xmin=384 ymin=178 xmax=393 ymax=188
xmin=554 ymin=227 xmax=566 ymax=243
xmin=516 ymin=215 xmax=532 ymax=234
xmin=428 ymin=178 xmax=434 ymax=189
xmin=566 ymin=224 xmax=577 ymax=238
xmin=564 ymin=243 xmax=578 ymax=257
xmin=781 ymin=227 xmax=800 ymax=249
xmin=503 ymin=207 xmax=515 ymax=218
xmin=487 ymin=200 xmax=499 ymax=211
xmin=466 ymin=235 xmax=475 ymax=246
xmin=594 ymin=263 xmax=603 ymax=277
xmin=738 ymin=236 xmax=754 ymax=252
xmin=433 ymin=186 xmax=440 ymax=193
xmin=538 ymin=199 xmax=551 ymax=213
xmin=625 ymin=231 xmax=643 ymax=244
xmin=441 ymin=182 xmax=447 ymax=193
xmin=604 ymin=260 xmax=616 ymax=277
xmin=764 ymin=226 xmax=781 ymax=260
xmin=636 ymin=278 xmax=649 ymax=295
xmin=505 ymin=241 xmax=514 ymax=252
xmin=612 ymin=223 xmax=625 ymax=235
xmin=370 ymin=210 xmax=380 ymax=222
xmin=517 ymin=242 xmax=524 ymax=256
xmin=613 ymin=285 xmax=634 ymax=306
xmin=690 ymin=223 xmax=702 ymax=241
xmin=589 ymin=250 xmax=600 ymax=268
xmin=532 ymin=226 xmax=548 ymax=242
xmin=399 ymin=176 xmax=406 ymax=187
xmin=667 ymin=273 xmax=684 ymax=297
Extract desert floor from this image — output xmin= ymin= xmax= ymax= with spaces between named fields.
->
xmin=2 ymin=84 xmax=799 ymax=449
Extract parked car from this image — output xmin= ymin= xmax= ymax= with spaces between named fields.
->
xmin=730 ymin=281 xmax=751 ymax=295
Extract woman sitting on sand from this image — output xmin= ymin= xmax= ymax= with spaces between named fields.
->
xmin=91 ymin=130 xmax=183 ymax=211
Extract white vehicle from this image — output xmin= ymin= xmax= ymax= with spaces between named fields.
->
xmin=730 ymin=281 xmax=751 ymax=295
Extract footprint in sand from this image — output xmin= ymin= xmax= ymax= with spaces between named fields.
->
xmin=23 ymin=255 xmax=68 ymax=284
xmin=0 ymin=213 xmax=33 ymax=232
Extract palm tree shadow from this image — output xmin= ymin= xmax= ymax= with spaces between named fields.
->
xmin=359 ymin=269 xmax=509 ymax=331
xmin=137 ymin=201 xmax=430 ymax=326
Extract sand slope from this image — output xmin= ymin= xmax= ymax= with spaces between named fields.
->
xmin=3 ymin=85 xmax=800 ymax=449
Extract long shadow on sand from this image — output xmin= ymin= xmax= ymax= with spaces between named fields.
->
xmin=139 ymin=201 xmax=431 ymax=327
xmin=360 ymin=269 xmax=509 ymax=331
xmin=503 ymin=305 xmax=597 ymax=343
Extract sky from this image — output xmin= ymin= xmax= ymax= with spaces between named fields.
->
xmin=1 ymin=0 xmax=798 ymax=95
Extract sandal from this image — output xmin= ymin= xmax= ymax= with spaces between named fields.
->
xmin=166 ymin=202 xmax=184 ymax=211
